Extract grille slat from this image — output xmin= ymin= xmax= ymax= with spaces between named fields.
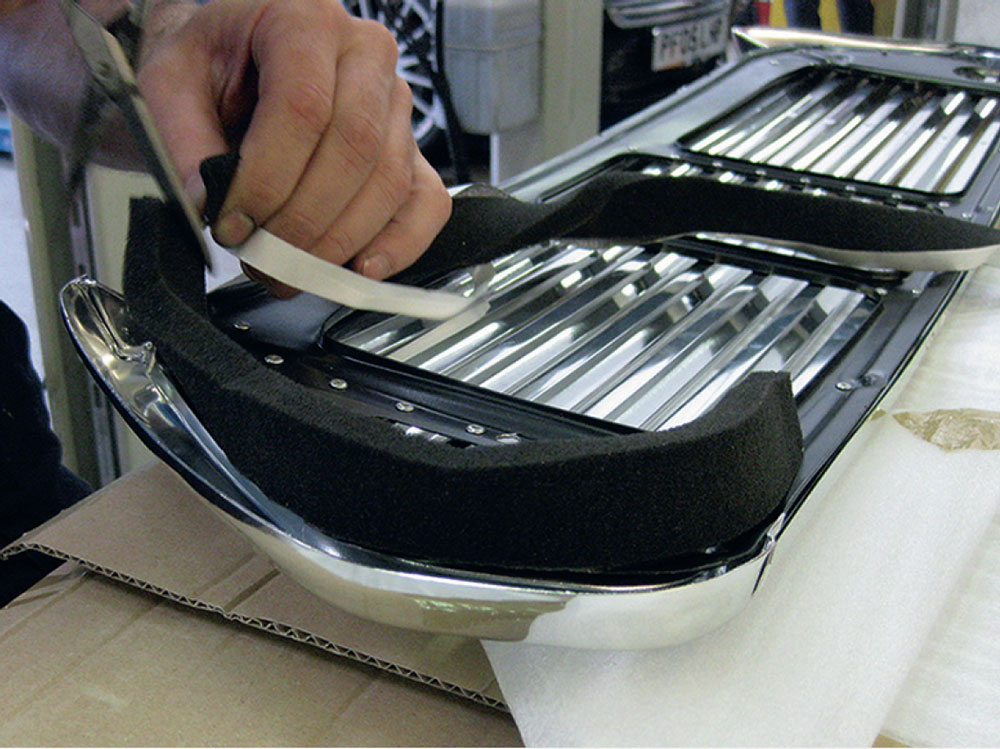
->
xmin=650 ymin=279 xmax=818 ymax=430
xmin=711 ymin=75 xmax=847 ymax=162
xmin=786 ymin=288 xmax=869 ymax=394
xmin=557 ymin=265 xmax=760 ymax=421
xmin=411 ymin=245 xmax=635 ymax=373
xmin=816 ymin=87 xmax=917 ymax=178
xmin=898 ymin=93 xmax=977 ymax=191
xmin=469 ymin=253 xmax=695 ymax=393
xmin=688 ymin=72 xmax=831 ymax=155
xmin=324 ymin=239 xmax=877 ymax=435
xmin=683 ymin=70 xmax=1000 ymax=194
xmin=938 ymin=99 xmax=1000 ymax=192
xmin=506 ymin=257 xmax=706 ymax=404
xmin=763 ymin=77 xmax=881 ymax=170
xmin=739 ymin=77 xmax=864 ymax=164
xmin=437 ymin=245 xmax=649 ymax=383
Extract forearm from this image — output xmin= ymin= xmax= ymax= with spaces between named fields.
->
xmin=0 ymin=0 xmax=197 ymax=169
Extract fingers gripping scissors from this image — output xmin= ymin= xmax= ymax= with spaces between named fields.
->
xmin=60 ymin=0 xmax=212 ymax=267
xmin=59 ymin=0 xmax=490 ymax=319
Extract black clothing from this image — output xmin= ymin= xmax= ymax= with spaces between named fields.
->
xmin=0 ymin=299 xmax=90 ymax=605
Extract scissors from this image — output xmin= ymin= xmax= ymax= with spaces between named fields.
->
xmin=60 ymin=0 xmax=212 ymax=267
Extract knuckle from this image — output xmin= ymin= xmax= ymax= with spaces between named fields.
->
xmin=356 ymin=19 xmax=400 ymax=67
xmin=415 ymin=159 xmax=452 ymax=226
xmin=376 ymin=159 xmax=414 ymax=211
xmin=375 ymin=24 xmax=401 ymax=67
xmin=262 ymin=0 xmax=335 ymax=28
xmin=282 ymin=78 xmax=334 ymax=139
xmin=395 ymin=77 xmax=414 ymax=112
xmin=429 ymin=184 xmax=453 ymax=227
xmin=318 ymin=226 xmax=358 ymax=265
xmin=238 ymin=177 xmax=287 ymax=220
xmin=270 ymin=205 xmax=328 ymax=249
xmin=336 ymin=110 xmax=385 ymax=170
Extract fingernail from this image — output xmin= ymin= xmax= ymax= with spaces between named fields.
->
xmin=184 ymin=172 xmax=206 ymax=215
xmin=214 ymin=211 xmax=256 ymax=247
xmin=360 ymin=254 xmax=390 ymax=280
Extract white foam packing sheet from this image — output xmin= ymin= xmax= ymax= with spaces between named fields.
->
xmin=484 ymin=264 xmax=1000 ymax=747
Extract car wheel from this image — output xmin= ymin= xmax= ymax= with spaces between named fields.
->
xmin=343 ymin=0 xmax=447 ymax=149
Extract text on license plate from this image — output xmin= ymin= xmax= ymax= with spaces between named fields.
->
xmin=651 ymin=13 xmax=728 ymax=72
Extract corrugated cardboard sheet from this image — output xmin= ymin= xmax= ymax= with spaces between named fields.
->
xmin=1 ymin=461 xmax=519 ymax=746
xmin=0 ymin=563 xmax=520 ymax=746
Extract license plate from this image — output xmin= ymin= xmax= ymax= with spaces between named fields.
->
xmin=651 ymin=11 xmax=728 ymax=71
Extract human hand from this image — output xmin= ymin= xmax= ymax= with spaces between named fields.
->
xmin=137 ymin=0 xmax=451 ymax=290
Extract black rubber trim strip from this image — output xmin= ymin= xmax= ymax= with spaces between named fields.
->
xmin=123 ymin=194 xmax=804 ymax=573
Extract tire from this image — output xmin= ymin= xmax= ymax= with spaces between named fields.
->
xmin=343 ymin=0 xmax=446 ymax=149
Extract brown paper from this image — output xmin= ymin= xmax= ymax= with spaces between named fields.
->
xmin=891 ymin=408 xmax=1000 ymax=451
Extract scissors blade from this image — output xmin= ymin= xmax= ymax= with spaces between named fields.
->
xmin=59 ymin=0 xmax=212 ymax=268
xmin=65 ymin=79 xmax=114 ymax=196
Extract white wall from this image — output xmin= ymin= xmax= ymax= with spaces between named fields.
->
xmin=954 ymin=0 xmax=1000 ymax=46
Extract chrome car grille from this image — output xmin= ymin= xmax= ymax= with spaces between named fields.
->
xmin=59 ymin=43 xmax=1000 ymax=646
xmin=326 ymin=237 xmax=876 ymax=432
xmin=317 ymin=47 xmax=1000 ymax=460
xmin=681 ymin=67 xmax=1000 ymax=195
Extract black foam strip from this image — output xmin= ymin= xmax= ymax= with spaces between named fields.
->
xmin=403 ymin=173 xmax=1000 ymax=282
xmin=200 ymin=152 xmax=241 ymax=225
xmin=123 ymin=197 xmax=803 ymax=573
xmin=198 ymin=154 xmax=1000 ymax=285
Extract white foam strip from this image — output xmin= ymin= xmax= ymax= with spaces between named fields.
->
xmin=229 ymin=228 xmax=491 ymax=320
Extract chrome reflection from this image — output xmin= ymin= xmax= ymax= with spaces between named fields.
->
xmin=326 ymin=237 xmax=876 ymax=430
xmin=683 ymin=68 xmax=1000 ymax=194
xmin=60 ymin=277 xmax=781 ymax=649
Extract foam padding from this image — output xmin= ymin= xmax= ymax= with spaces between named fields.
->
xmin=198 ymin=153 xmax=1000 ymax=286
xmin=403 ymin=174 xmax=1000 ymax=283
xmin=122 ymin=191 xmax=804 ymax=572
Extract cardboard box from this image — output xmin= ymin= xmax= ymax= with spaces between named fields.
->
xmin=0 ymin=461 xmax=520 ymax=746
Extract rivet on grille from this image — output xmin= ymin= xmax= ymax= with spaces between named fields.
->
xmin=395 ymin=402 xmax=415 ymax=413
xmin=835 ymin=381 xmax=854 ymax=392
xmin=233 ymin=320 xmax=251 ymax=332
xmin=861 ymin=372 xmax=883 ymax=387
xmin=264 ymin=354 xmax=284 ymax=365
xmin=496 ymin=432 xmax=521 ymax=444
xmin=329 ymin=378 xmax=348 ymax=390
xmin=466 ymin=424 xmax=486 ymax=436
